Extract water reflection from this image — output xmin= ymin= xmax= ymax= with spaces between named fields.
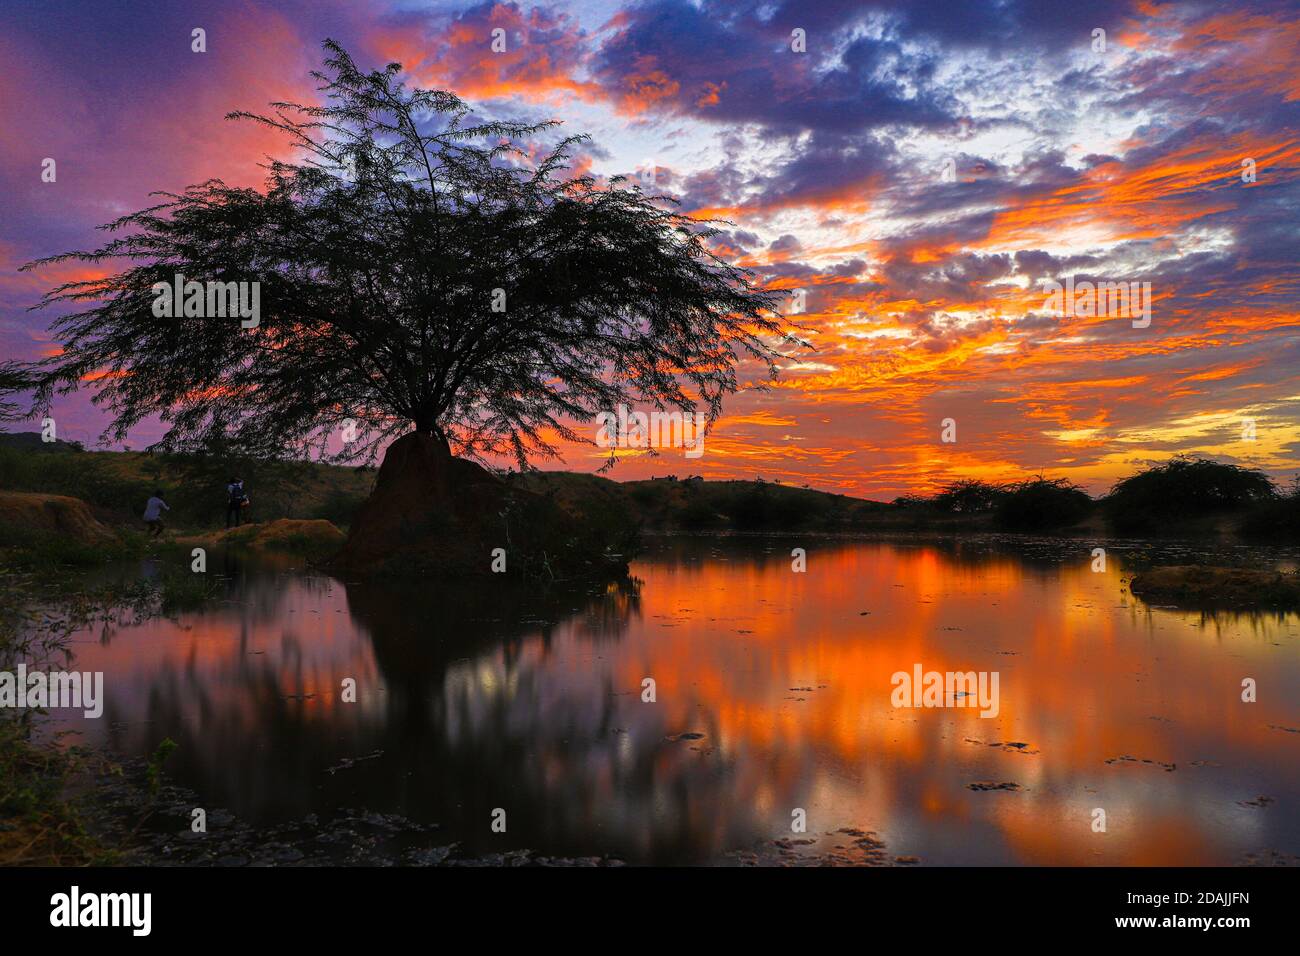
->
xmin=51 ymin=536 xmax=1300 ymax=864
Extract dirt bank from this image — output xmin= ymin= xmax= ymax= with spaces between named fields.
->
xmin=1129 ymin=565 xmax=1300 ymax=608
xmin=176 ymin=518 xmax=345 ymax=560
xmin=0 ymin=490 xmax=119 ymax=547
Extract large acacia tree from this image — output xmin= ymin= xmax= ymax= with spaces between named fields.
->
xmin=2 ymin=41 xmax=786 ymax=466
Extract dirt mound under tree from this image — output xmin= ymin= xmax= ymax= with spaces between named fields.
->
xmin=329 ymin=432 xmax=636 ymax=581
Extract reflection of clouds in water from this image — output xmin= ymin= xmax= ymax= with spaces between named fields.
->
xmin=44 ymin=539 xmax=1300 ymax=863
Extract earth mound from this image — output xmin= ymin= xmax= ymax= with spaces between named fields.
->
xmin=178 ymin=518 xmax=345 ymax=559
xmin=329 ymin=432 xmax=636 ymax=580
xmin=1129 ymin=565 xmax=1300 ymax=608
xmin=0 ymin=490 xmax=118 ymax=547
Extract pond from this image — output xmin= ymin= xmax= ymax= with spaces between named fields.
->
xmin=43 ymin=534 xmax=1300 ymax=865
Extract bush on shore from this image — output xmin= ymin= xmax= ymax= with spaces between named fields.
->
xmin=931 ymin=479 xmax=1003 ymax=514
xmin=1237 ymin=478 xmax=1300 ymax=542
xmin=995 ymin=477 xmax=1093 ymax=531
xmin=1104 ymin=456 xmax=1275 ymax=534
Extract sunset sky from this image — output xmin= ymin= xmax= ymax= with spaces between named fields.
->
xmin=2 ymin=0 xmax=1298 ymax=499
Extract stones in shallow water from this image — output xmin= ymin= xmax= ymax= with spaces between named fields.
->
xmin=77 ymin=752 xmax=629 ymax=867
xmin=728 ymin=826 xmax=915 ymax=867
xmin=404 ymin=845 xmax=455 ymax=866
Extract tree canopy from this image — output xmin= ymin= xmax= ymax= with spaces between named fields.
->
xmin=2 ymin=40 xmax=787 ymax=466
xmin=1104 ymin=455 xmax=1276 ymax=532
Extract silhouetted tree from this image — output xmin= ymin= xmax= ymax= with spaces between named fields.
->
xmin=1238 ymin=475 xmax=1300 ymax=542
xmin=995 ymin=476 xmax=1093 ymax=531
xmin=1 ymin=41 xmax=786 ymax=467
xmin=1105 ymin=455 xmax=1275 ymax=532
xmin=932 ymin=478 xmax=1002 ymax=514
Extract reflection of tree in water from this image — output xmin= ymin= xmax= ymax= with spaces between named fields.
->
xmin=344 ymin=573 xmax=641 ymax=690
xmin=342 ymin=570 xmax=769 ymax=862
xmin=106 ymin=572 xmax=676 ymax=854
xmin=103 ymin=656 xmax=363 ymax=821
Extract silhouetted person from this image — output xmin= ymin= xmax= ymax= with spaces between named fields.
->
xmin=143 ymin=490 xmax=169 ymax=538
xmin=226 ymin=477 xmax=248 ymax=527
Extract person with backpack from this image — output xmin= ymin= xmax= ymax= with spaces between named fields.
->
xmin=142 ymin=490 xmax=170 ymax=538
xmin=226 ymin=477 xmax=249 ymax=527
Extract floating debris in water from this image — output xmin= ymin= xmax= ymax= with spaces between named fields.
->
xmin=964 ymin=738 xmax=1039 ymax=755
xmin=1105 ymin=755 xmax=1175 ymax=772
xmin=325 ymin=750 xmax=384 ymax=775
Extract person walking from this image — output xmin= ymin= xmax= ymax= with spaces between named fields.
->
xmin=143 ymin=490 xmax=170 ymax=538
xmin=226 ymin=477 xmax=248 ymax=528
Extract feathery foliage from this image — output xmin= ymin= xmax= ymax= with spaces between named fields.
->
xmin=1 ymin=41 xmax=786 ymax=467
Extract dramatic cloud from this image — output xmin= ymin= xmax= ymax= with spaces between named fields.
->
xmin=2 ymin=0 xmax=1297 ymax=497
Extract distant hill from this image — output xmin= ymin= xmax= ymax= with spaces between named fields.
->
xmin=508 ymin=470 xmax=994 ymax=533
xmin=0 ymin=432 xmax=84 ymax=453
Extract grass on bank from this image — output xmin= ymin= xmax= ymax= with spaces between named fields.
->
xmin=0 ymin=566 xmax=198 ymax=865
xmin=0 ymin=436 xmax=374 ymax=531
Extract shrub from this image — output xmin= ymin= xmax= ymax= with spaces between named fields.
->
xmin=1105 ymin=456 xmax=1275 ymax=533
xmin=995 ymin=477 xmax=1093 ymax=531
xmin=1238 ymin=477 xmax=1300 ymax=542
xmin=891 ymin=494 xmax=930 ymax=509
xmin=932 ymin=479 xmax=1003 ymax=514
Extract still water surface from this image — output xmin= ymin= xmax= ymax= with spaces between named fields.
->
xmin=52 ymin=535 xmax=1300 ymax=864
